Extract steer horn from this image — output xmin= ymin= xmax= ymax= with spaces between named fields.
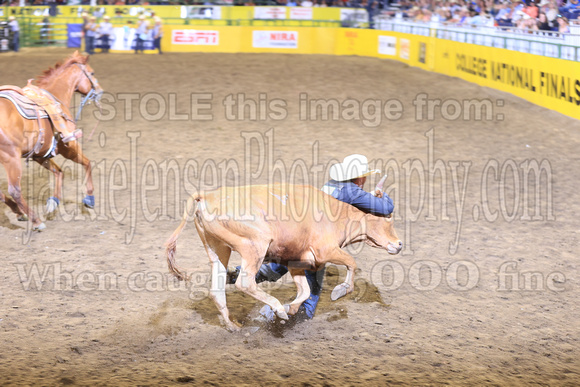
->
xmin=373 ymin=175 xmax=387 ymax=196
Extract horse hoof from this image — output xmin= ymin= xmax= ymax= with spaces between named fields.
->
xmin=33 ymin=222 xmax=46 ymax=231
xmin=17 ymin=214 xmax=29 ymax=221
xmin=83 ymin=195 xmax=95 ymax=209
xmin=46 ymin=197 xmax=60 ymax=213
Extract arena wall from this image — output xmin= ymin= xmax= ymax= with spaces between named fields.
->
xmin=3 ymin=4 xmax=578 ymax=119
xmin=162 ymin=25 xmax=580 ymax=120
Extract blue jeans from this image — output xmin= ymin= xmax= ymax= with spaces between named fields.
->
xmin=86 ymin=36 xmax=94 ymax=55
xmin=154 ymin=37 xmax=162 ymax=54
xmin=12 ymin=31 xmax=19 ymax=52
xmin=135 ymin=37 xmax=144 ymax=53
xmin=101 ymin=34 xmax=110 ymax=53
xmin=256 ymin=262 xmax=324 ymax=319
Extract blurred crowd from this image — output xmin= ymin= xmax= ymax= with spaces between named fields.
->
xmin=386 ymin=0 xmax=577 ymax=32
xmin=1 ymin=0 xmax=578 ymax=33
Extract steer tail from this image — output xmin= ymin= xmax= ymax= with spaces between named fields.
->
xmin=165 ymin=194 xmax=200 ymax=281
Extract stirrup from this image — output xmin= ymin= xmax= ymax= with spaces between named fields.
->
xmin=61 ymin=129 xmax=83 ymax=143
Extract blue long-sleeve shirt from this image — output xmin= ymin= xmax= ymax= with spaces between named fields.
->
xmin=322 ymin=179 xmax=394 ymax=217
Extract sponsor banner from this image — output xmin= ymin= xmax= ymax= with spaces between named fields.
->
xmin=172 ymin=30 xmax=219 ymax=45
xmin=180 ymin=6 xmax=222 ymax=20
xmin=254 ymin=6 xmax=287 ymax=20
xmin=378 ymin=35 xmax=396 ymax=56
xmin=5 ymin=6 xmax=50 ymax=17
xmin=253 ymin=30 xmax=298 ymax=49
xmin=419 ymin=41 xmax=426 ymax=63
xmin=399 ymin=38 xmax=410 ymax=60
xmin=67 ymin=23 xmax=83 ymax=48
xmin=63 ymin=6 xmax=163 ymax=18
xmin=93 ymin=26 xmax=153 ymax=51
xmin=4 ymin=5 xmax=347 ymax=21
xmin=340 ymin=8 xmax=368 ymax=26
xmin=434 ymin=38 xmax=580 ymax=119
xmin=289 ymin=7 xmax=313 ymax=20
xmin=7 ymin=5 xmax=182 ymax=19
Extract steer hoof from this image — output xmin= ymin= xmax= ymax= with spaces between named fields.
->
xmin=32 ymin=222 xmax=46 ymax=232
xmin=17 ymin=214 xmax=29 ymax=221
xmin=276 ymin=309 xmax=289 ymax=320
xmin=224 ymin=320 xmax=241 ymax=332
xmin=284 ymin=303 xmax=301 ymax=316
xmin=83 ymin=195 xmax=95 ymax=209
xmin=331 ymin=283 xmax=351 ymax=301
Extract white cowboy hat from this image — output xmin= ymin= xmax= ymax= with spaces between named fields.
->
xmin=329 ymin=154 xmax=380 ymax=182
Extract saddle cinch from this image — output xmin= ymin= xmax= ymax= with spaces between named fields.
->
xmin=0 ymin=81 xmax=80 ymax=157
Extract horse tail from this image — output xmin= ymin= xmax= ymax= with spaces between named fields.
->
xmin=165 ymin=194 xmax=200 ymax=281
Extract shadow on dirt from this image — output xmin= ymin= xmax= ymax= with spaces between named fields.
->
xmin=189 ymin=266 xmax=389 ymax=337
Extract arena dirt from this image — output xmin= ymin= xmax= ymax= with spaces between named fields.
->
xmin=1 ymin=48 xmax=579 ymax=385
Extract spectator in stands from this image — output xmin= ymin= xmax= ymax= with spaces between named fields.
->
xmin=99 ymin=15 xmax=113 ymax=53
xmin=470 ymin=9 xmax=495 ymax=25
xmin=152 ymin=16 xmax=163 ymax=54
xmin=512 ymin=9 xmax=527 ymax=24
xmin=471 ymin=0 xmax=484 ymax=13
xmin=545 ymin=1 xmax=560 ymax=27
xmin=495 ymin=1 xmax=514 ymax=26
xmin=537 ymin=11 xmax=552 ymax=29
xmin=560 ymin=0 xmax=580 ymax=12
xmin=557 ymin=14 xmax=571 ymax=31
xmin=515 ymin=13 xmax=531 ymax=28
xmin=432 ymin=7 xmax=452 ymax=22
xmin=405 ymin=6 xmax=419 ymax=19
xmin=524 ymin=0 xmax=539 ymax=18
xmin=513 ymin=0 xmax=526 ymax=14
xmin=421 ymin=8 xmax=434 ymax=21
xmin=47 ymin=0 xmax=57 ymax=17
xmin=458 ymin=6 xmax=473 ymax=23
xmin=301 ymin=0 xmax=314 ymax=6
xmin=411 ymin=7 xmax=425 ymax=21
xmin=85 ymin=16 xmax=97 ymax=55
xmin=8 ymin=16 xmax=19 ymax=53
xmin=449 ymin=9 xmax=463 ymax=23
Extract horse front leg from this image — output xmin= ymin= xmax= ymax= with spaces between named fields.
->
xmin=58 ymin=142 xmax=94 ymax=209
xmin=36 ymin=157 xmax=63 ymax=214
xmin=3 ymin=157 xmax=45 ymax=230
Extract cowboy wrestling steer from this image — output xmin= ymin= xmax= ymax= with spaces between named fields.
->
xmin=165 ymin=184 xmax=402 ymax=331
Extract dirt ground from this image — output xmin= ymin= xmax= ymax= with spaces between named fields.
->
xmin=1 ymin=47 xmax=579 ymax=386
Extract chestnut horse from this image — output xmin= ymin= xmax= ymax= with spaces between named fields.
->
xmin=0 ymin=51 xmax=103 ymax=231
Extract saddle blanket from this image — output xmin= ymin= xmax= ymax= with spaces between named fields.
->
xmin=0 ymin=90 xmax=49 ymax=120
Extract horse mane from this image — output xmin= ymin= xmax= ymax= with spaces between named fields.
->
xmin=35 ymin=52 xmax=88 ymax=86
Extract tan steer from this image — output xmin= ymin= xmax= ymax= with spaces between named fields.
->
xmin=165 ymin=184 xmax=402 ymax=331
